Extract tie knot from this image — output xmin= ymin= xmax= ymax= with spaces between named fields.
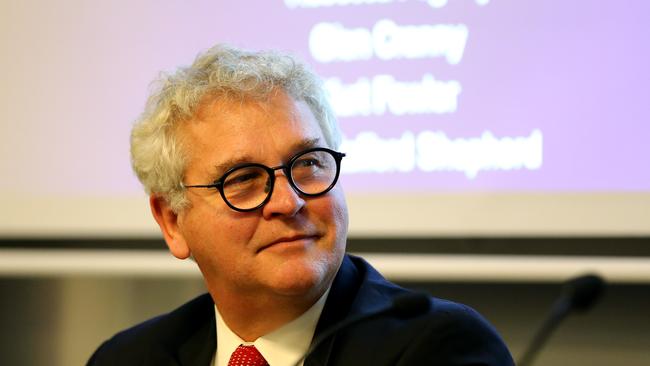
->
xmin=228 ymin=345 xmax=269 ymax=366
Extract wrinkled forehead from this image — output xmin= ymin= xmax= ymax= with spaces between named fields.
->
xmin=178 ymin=91 xmax=328 ymax=170
xmin=189 ymin=88 xmax=332 ymax=142
xmin=189 ymin=91 xmax=319 ymax=132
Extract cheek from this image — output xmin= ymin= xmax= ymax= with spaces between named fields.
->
xmin=333 ymin=185 xmax=349 ymax=217
xmin=181 ymin=203 xmax=259 ymax=254
xmin=323 ymin=187 xmax=349 ymax=242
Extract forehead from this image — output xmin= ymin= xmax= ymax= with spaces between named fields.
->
xmin=180 ymin=91 xmax=326 ymax=174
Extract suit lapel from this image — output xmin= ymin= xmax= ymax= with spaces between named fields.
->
xmin=176 ymin=315 xmax=216 ymax=366
xmin=306 ymin=255 xmax=372 ymax=366
xmin=146 ymin=293 xmax=217 ymax=366
xmin=305 ymin=255 xmax=395 ymax=366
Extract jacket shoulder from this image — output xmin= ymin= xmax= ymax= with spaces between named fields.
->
xmin=409 ymin=298 xmax=515 ymax=365
xmin=86 ymin=293 xmax=214 ymax=366
xmin=327 ymin=255 xmax=514 ymax=365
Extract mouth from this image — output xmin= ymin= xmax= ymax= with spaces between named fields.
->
xmin=257 ymin=234 xmax=320 ymax=253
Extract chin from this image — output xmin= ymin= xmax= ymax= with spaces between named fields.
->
xmin=269 ymin=258 xmax=333 ymax=297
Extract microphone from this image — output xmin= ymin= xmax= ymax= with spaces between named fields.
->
xmin=517 ymin=274 xmax=606 ymax=366
xmin=294 ymin=292 xmax=431 ymax=366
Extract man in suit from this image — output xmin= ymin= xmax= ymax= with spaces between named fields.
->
xmin=88 ymin=44 xmax=514 ymax=366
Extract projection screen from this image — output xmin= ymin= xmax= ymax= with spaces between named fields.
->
xmin=1 ymin=0 xmax=648 ymax=238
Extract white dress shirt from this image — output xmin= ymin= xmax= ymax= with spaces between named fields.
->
xmin=213 ymin=289 xmax=330 ymax=366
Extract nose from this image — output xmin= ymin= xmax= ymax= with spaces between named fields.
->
xmin=261 ymin=173 xmax=305 ymax=219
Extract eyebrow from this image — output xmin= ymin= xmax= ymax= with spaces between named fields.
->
xmin=211 ymin=137 xmax=323 ymax=176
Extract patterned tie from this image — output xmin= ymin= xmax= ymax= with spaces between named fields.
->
xmin=228 ymin=344 xmax=269 ymax=366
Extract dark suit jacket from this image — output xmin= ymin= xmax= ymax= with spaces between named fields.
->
xmin=87 ymin=255 xmax=514 ymax=365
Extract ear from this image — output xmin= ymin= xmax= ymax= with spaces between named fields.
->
xmin=150 ymin=195 xmax=191 ymax=259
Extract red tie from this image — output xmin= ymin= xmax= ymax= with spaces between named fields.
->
xmin=228 ymin=345 xmax=269 ymax=366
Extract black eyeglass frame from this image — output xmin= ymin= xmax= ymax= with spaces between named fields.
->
xmin=182 ymin=147 xmax=346 ymax=212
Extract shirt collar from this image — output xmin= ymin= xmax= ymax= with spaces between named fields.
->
xmin=214 ymin=289 xmax=330 ymax=366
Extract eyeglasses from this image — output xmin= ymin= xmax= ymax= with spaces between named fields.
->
xmin=182 ymin=147 xmax=345 ymax=212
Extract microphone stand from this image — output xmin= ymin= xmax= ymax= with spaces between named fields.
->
xmin=517 ymin=274 xmax=606 ymax=366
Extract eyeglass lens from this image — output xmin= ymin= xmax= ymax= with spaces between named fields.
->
xmin=222 ymin=149 xmax=338 ymax=210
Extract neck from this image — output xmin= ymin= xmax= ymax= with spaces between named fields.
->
xmin=209 ymin=286 xmax=324 ymax=342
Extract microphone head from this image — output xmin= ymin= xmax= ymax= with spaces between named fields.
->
xmin=390 ymin=293 xmax=431 ymax=318
xmin=562 ymin=274 xmax=606 ymax=312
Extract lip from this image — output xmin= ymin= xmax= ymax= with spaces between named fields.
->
xmin=257 ymin=234 xmax=319 ymax=253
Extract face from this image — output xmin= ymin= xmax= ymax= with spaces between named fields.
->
xmin=159 ymin=91 xmax=348 ymax=302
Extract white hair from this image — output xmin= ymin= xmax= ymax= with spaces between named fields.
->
xmin=130 ymin=44 xmax=341 ymax=212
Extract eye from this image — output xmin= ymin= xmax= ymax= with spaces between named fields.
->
xmin=294 ymin=157 xmax=322 ymax=168
xmin=223 ymin=167 xmax=265 ymax=189
xmin=230 ymin=172 xmax=258 ymax=183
